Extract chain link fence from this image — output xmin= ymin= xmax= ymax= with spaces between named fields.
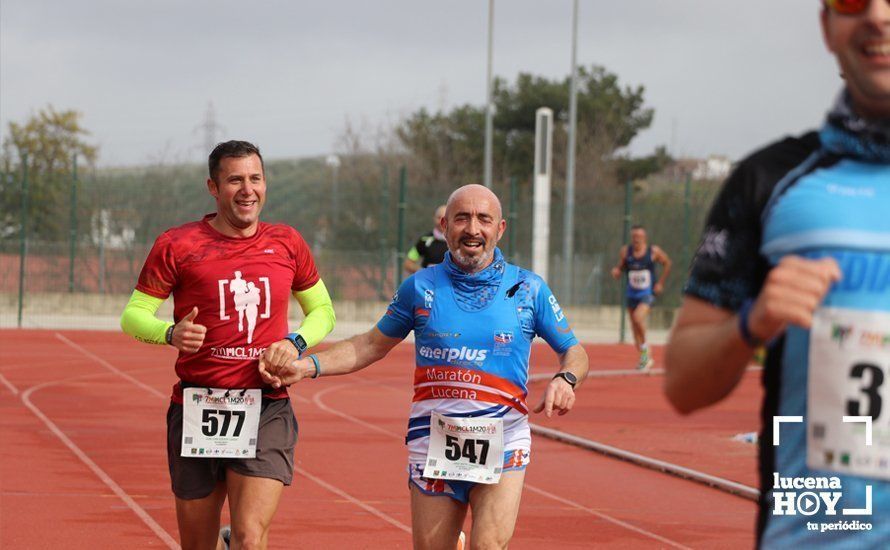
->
xmin=0 ymin=159 xmax=721 ymax=336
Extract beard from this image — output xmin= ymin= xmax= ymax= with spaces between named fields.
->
xmin=451 ymin=245 xmax=493 ymax=273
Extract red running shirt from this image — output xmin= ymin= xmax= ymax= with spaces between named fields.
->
xmin=136 ymin=214 xmax=319 ymax=402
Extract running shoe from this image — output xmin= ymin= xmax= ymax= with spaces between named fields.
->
xmin=637 ymin=353 xmax=653 ymax=372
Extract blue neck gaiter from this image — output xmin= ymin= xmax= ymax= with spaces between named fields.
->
xmin=442 ymin=247 xmax=506 ymax=312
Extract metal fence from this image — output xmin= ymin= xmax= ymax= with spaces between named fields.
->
xmin=0 ymin=158 xmax=721 ymax=330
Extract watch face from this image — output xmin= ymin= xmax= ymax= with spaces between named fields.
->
xmin=295 ymin=335 xmax=308 ymax=351
xmin=289 ymin=334 xmax=308 ymax=352
xmin=556 ymin=372 xmax=577 ymax=387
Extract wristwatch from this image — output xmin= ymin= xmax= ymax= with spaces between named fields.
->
xmin=553 ymin=371 xmax=578 ymax=389
xmin=285 ymin=333 xmax=308 ymax=354
xmin=165 ymin=324 xmax=175 ymax=346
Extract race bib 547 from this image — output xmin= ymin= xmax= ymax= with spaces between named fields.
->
xmin=423 ymin=412 xmax=505 ymax=484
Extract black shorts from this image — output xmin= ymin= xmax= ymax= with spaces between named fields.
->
xmin=166 ymin=397 xmax=298 ymax=500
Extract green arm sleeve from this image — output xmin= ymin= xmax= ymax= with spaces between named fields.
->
xmin=120 ymin=289 xmax=173 ymax=345
xmin=406 ymin=247 xmax=421 ymax=262
xmin=292 ymin=279 xmax=336 ymax=348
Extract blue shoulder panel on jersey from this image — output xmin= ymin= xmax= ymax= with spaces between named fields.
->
xmin=515 ymin=269 xmax=578 ymax=354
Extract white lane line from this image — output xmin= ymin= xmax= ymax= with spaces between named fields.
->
xmin=528 ymin=368 xmax=661 ymax=381
xmin=293 ymin=465 xmax=411 ymax=534
xmin=522 ymin=484 xmax=692 ymax=550
xmin=21 ymin=378 xmax=179 ymax=549
xmin=50 ymin=340 xmax=404 ymax=539
xmin=55 ymin=333 xmax=167 ymax=399
xmin=0 ymin=358 xmax=88 ymax=372
xmin=312 ymin=381 xmax=405 ymax=439
xmin=312 ymin=382 xmax=688 ymax=548
xmin=0 ymin=372 xmax=19 ymax=395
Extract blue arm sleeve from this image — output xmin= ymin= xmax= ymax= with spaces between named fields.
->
xmin=376 ymin=276 xmax=416 ymax=339
xmin=533 ymin=279 xmax=579 ymax=354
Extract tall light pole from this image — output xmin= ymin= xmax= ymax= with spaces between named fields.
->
xmin=483 ymin=0 xmax=495 ymax=189
xmin=533 ymin=108 xmax=553 ymax=282
xmin=563 ymin=0 xmax=579 ymax=303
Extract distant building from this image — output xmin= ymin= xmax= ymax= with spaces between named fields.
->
xmin=692 ymin=155 xmax=732 ymax=181
xmin=91 ymin=208 xmax=135 ymax=250
xmin=661 ymin=155 xmax=733 ymax=182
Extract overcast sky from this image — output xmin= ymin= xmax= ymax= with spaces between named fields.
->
xmin=1 ymin=1 xmax=838 ymax=167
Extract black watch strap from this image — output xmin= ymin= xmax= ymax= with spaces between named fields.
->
xmin=553 ymin=371 xmax=578 ymax=389
xmin=165 ymin=324 xmax=175 ymax=345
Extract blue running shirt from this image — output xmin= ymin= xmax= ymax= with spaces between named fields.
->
xmin=377 ymin=249 xmax=578 ymax=459
xmin=686 ymin=131 xmax=890 ymax=547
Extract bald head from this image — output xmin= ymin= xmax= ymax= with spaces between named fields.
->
xmin=442 ymin=184 xmax=506 ymax=273
xmin=445 ymin=184 xmax=503 ymax=221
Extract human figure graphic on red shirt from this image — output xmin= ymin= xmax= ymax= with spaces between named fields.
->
xmin=230 ymin=270 xmax=249 ymax=331
xmin=244 ymin=281 xmax=261 ymax=344
xmin=120 ymin=140 xmax=336 ymax=549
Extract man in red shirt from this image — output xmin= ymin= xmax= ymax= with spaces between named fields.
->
xmin=121 ymin=140 xmax=335 ymax=549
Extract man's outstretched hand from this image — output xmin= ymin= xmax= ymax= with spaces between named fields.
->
xmin=533 ymin=376 xmax=576 ymax=418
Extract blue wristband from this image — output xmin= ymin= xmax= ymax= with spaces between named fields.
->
xmin=307 ymin=354 xmax=321 ymax=379
xmin=737 ymin=299 xmax=764 ymax=348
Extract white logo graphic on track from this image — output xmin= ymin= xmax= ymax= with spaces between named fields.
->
xmin=218 ymin=271 xmax=271 ymax=344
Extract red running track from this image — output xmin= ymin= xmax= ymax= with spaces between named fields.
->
xmin=528 ymin=343 xmax=762 ymax=489
xmin=0 ymin=330 xmax=758 ymax=548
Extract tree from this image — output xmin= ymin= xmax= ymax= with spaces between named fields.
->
xmin=396 ymin=65 xmax=659 ymax=187
xmin=615 ymin=145 xmax=673 ymax=184
xmin=395 ymin=105 xmax=486 ymax=188
xmin=0 ymin=106 xmax=98 ymax=241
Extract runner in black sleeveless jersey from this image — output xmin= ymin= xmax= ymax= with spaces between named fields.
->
xmin=611 ymin=224 xmax=671 ymax=371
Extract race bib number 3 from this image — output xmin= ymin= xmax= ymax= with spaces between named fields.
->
xmin=182 ymin=388 xmax=261 ymax=458
xmin=423 ymin=412 xmax=505 ymax=484
xmin=808 ymin=307 xmax=890 ymax=481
